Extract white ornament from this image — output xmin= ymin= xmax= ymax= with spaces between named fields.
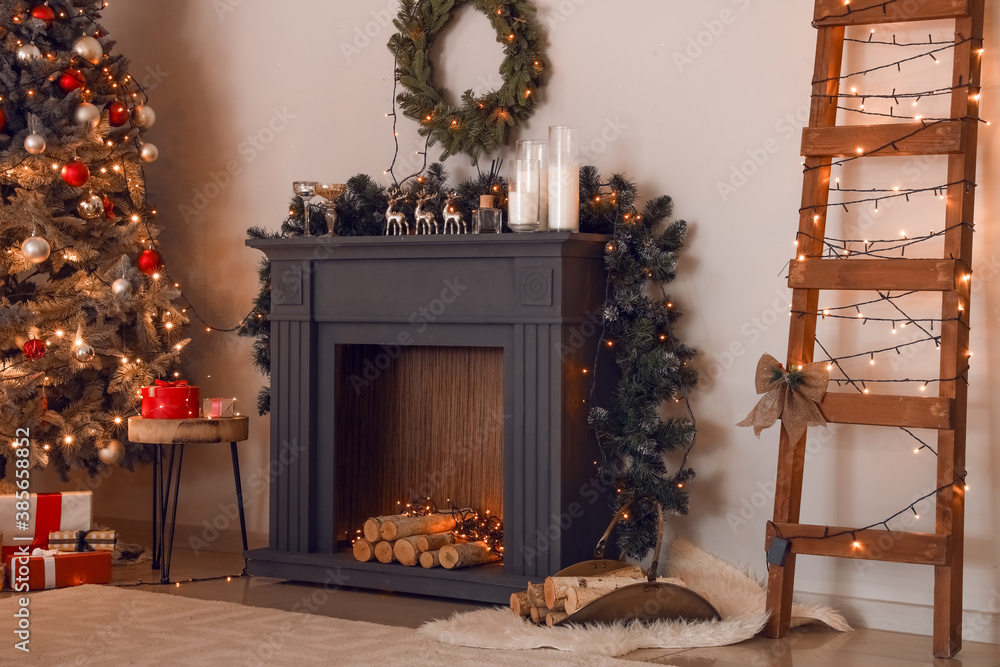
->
xmin=111 ymin=278 xmax=133 ymax=296
xmin=77 ymin=194 xmax=104 ymax=219
xmin=75 ymin=102 xmax=100 ymax=127
xmin=24 ymin=133 xmax=46 ymax=154
xmin=21 ymin=236 xmax=50 ymax=263
xmin=140 ymin=143 xmax=159 ymax=162
xmin=73 ymin=343 xmax=95 ymax=363
xmin=98 ymin=439 xmax=124 ymax=465
xmin=17 ymin=44 xmax=42 ymax=62
xmin=132 ymin=105 xmax=156 ymax=128
xmin=72 ymin=36 xmax=103 ymax=65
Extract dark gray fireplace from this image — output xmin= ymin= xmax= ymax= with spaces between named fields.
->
xmin=245 ymin=233 xmax=614 ymax=603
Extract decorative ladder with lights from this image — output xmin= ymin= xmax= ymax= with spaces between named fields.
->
xmin=765 ymin=0 xmax=984 ymax=658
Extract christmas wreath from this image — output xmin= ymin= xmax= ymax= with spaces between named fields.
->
xmin=388 ymin=0 xmax=547 ymax=163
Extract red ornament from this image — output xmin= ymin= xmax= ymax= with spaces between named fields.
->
xmin=137 ymin=249 xmax=164 ymax=275
xmin=106 ymin=101 xmax=129 ymax=127
xmin=103 ymin=195 xmax=115 ymax=219
xmin=30 ymin=5 xmax=55 ymax=27
xmin=61 ymin=160 xmax=90 ymax=187
xmin=0 ymin=108 xmax=6 ymax=133
xmin=58 ymin=69 xmax=86 ymax=93
xmin=24 ymin=338 xmax=45 ymax=360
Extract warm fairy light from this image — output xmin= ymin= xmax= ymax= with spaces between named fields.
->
xmin=114 ymin=417 xmax=122 ymax=424
xmin=152 ymin=273 xmax=160 ymax=280
xmin=852 ymin=540 xmax=860 ymax=548
xmin=121 ymin=357 xmax=128 ymax=363
xmin=56 ymin=330 xmax=64 ymax=337
xmin=856 ymin=147 xmax=864 ymax=154
xmin=175 ymin=344 xmax=182 ymax=350
xmin=165 ymin=322 xmax=173 ymax=329
xmin=64 ymin=435 xmax=73 ymax=444
xmin=582 ymin=369 xmax=588 ymax=374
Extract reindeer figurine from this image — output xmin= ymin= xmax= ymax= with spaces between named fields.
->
xmin=385 ymin=189 xmax=408 ymax=235
xmin=441 ymin=191 xmax=465 ymax=234
xmin=414 ymin=191 xmax=437 ymax=235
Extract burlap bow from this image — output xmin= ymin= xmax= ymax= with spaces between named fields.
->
xmin=737 ymin=353 xmax=829 ymax=444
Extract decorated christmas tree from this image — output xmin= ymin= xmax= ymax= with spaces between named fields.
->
xmin=0 ymin=1 xmax=185 ymax=479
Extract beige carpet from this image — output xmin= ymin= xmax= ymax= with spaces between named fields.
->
xmin=0 ymin=585 xmax=647 ymax=666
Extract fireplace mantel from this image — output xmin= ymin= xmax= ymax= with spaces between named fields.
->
xmin=245 ymin=233 xmax=615 ymax=603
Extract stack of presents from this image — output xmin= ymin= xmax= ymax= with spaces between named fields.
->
xmin=1 ymin=491 xmax=115 ymax=590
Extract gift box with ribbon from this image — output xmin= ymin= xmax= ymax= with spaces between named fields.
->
xmin=0 ymin=492 xmax=92 ymax=560
xmin=141 ymin=379 xmax=200 ymax=419
xmin=202 ymin=397 xmax=242 ymax=419
xmin=48 ymin=529 xmax=117 ymax=553
xmin=5 ymin=549 xmax=112 ymax=591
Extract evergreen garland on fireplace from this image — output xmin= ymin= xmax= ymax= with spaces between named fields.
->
xmin=586 ymin=171 xmax=699 ymax=561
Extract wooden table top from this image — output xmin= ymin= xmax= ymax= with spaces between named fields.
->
xmin=128 ymin=416 xmax=249 ymax=444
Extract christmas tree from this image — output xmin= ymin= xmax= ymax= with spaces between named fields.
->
xmin=587 ymin=175 xmax=699 ymax=561
xmin=0 ymin=1 xmax=185 ymax=479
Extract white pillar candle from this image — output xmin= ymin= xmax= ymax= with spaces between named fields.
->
xmin=517 ymin=140 xmax=549 ymax=231
xmin=548 ymin=126 xmax=579 ymax=232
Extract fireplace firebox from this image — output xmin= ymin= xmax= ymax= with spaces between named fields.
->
xmin=246 ymin=233 xmax=615 ymax=603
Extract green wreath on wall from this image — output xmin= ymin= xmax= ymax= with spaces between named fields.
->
xmin=388 ymin=0 xmax=548 ymax=164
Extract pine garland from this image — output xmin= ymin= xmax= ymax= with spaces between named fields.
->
xmin=387 ymin=0 xmax=547 ymax=163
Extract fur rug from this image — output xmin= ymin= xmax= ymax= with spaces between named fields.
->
xmin=419 ymin=539 xmax=850 ymax=656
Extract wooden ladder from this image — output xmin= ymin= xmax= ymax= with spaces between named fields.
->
xmin=765 ymin=0 xmax=985 ymax=658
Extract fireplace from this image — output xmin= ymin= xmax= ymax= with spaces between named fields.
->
xmin=246 ymin=233 xmax=614 ymax=603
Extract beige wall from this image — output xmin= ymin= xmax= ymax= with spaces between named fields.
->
xmin=39 ymin=0 xmax=998 ymax=634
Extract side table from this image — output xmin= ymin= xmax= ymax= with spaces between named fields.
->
xmin=128 ymin=416 xmax=250 ymax=584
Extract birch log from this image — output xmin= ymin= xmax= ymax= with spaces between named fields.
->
xmin=380 ymin=514 xmax=458 ymax=541
xmin=374 ymin=540 xmax=396 ymax=564
xmin=415 ymin=532 xmax=456 ymax=552
xmin=544 ymin=573 xmax=646 ymax=610
xmin=392 ymin=537 xmax=422 ymax=566
xmin=419 ymin=550 xmax=441 ymax=568
xmin=545 ymin=611 xmax=570 ymax=627
xmin=439 ymin=542 xmax=499 ymax=569
xmin=563 ymin=576 xmax=689 ymax=615
xmin=363 ymin=517 xmax=391 ymax=543
xmin=529 ymin=606 xmax=549 ymax=624
xmin=352 ymin=539 xmax=376 ymax=562
xmin=525 ymin=583 xmax=545 ymax=608
xmin=510 ymin=591 xmax=530 ymax=617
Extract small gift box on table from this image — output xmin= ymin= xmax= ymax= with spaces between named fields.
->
xmin=141 ymin=379 xmax=200 ymax=419
xmin=202 ymin=397 xmax=242 ymax=418
xmin=48 ymin=529 xmax=117 ymax=553
xmin=5 ymin=549 xmax=112 ymax=590
xmin=0 ymin=491 xmax=93 ymax=560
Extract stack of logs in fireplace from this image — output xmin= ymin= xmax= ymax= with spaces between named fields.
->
xmin=353 ymin=512 xmax=500 ymax=570
xmin=509 ymin=566 xmax=687 ymax=626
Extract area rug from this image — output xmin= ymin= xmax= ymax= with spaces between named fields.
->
xmin=419 ymin=539 xmax=851 ymax=656
xmin=0 ymin=585 xmax=645 ymax=666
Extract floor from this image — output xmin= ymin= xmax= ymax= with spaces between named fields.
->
xmin=109 ymin=545 xmax=1000 ymax=666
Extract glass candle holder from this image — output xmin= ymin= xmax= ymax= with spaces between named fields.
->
xmin=516 ymin=140 xmax=548 ymax=231
xmin=547 ymin=126 xmax=579 ymax=232
xmin=508 ymin=159 xmax=540 ymax=232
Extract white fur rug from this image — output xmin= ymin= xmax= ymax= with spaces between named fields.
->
xmin=419 ymin=539 xmax=851 ymax=656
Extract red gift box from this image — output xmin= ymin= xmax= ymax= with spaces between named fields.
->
xmin=141 ymin=379 xmax=200 ymax=419
xmin=0 ymin=491 xmax=93 ymax=561
xmin=5 ymin=550 xmax=111 ymax=591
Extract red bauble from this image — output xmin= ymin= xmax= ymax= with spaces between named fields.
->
xmin=137 ymin=249 xmax=164 ymax=275
xmin=58 ymin=69 xmax=86 ymax=93
xmin=61 ymin=160 xmax=90 ymax=187
xmin=30 ymin=5 xmax=55 ymax=27
xmin=103 ymin=195 xmax=115 ymax=219
xmin=106 ymin=101 xmax=129 ymax=127
xmin=0 ymin=108 xmax=6 ymax=133
xmin=23 ymin=338 xmax=45 ymax=360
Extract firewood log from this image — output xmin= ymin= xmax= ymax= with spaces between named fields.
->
xmin=363 ymin=517 xmax=391 ymax=543
xmin=352 ymin=539 xmax=376 ymax=562
xmin=545 ymin=611 xmax=570 ymax=627
xmin=439 ymin=541 xmax=499 ymax=569
xmin=415 ymin=532 xmax=456 ymax=552
xmin=419 ymin=550 xmax=441 ymax=568
xmin=380 ymin=514 xmax=458 ymax=541
xmin=563 ymin=576 xmax=689 ymax=615
xmin=543 ymin=573 xmax=645 ymax=610
xmin=374 ymin=540 xmax=396 ymax=564
xmin=529 ymin=606 xmax=548 ymax=624
xmin=510 ymin=591 xmax=530 ymax=617
xmin=525 ymin=583 xmax=545 ymax=608
xmin=392 ymin=537 xmax=422 ymax=566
